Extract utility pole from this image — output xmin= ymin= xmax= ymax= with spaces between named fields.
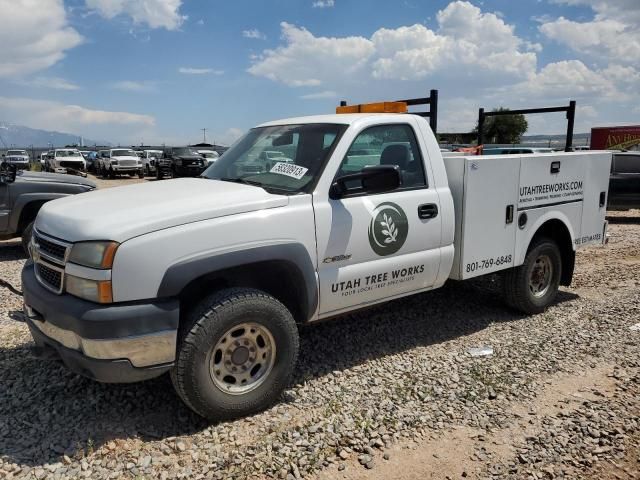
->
xmin=201 ymin=128 xmax=207 ymax=143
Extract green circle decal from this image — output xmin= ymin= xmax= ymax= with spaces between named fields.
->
xmin=368 ymin=202 xmax=409 ymax=256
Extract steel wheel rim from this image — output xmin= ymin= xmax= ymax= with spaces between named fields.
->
xmin=209 ymin=322 xmax=276 ymax=395
xmin=529 ymin=254 xmax=553 ymax=298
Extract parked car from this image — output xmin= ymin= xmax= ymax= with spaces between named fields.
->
xmin=137 ymin=149 xmax=163 ymax=176
xmin=82 ymin=151 xmax=99 ymax=173
xmin=197 ymin=149 xmax=220 ymax=167
xmin=483 ymin=147 xmax=554 ymax=155
xmin=39 ymin=153 xmax=48 ymax=166
xmin=0 ymin=162 xmax=95 ymax=253
xmin=45 ymin=149 xmax=86 ymax=176
xmin=157 ymin=147 xmax=206 ymax=179
xmin=3 ymin=150 xmax=30 ymax=170
xmin=98 ymin=149 xmax=144 ymax=179
xmin=608 ymin=152 xmax=640 ymax=210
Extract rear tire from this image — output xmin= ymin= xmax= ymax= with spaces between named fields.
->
xmin=503 ymin=237 xmax=562 ymax=314
xmin=21 ymin=221 xmax=34 ymax=256
xmin=171 ymin=288 xmax=299 ymax=421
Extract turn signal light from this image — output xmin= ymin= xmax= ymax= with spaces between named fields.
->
xmin=336 ymin=101 xmax=408 ymax=114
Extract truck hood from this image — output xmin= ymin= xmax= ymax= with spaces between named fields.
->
xmin=112 ymin=155 xmax=138 ymax=161
xmin=16 ymin=171 xmax=95 ymax=188
xmin=36 ymin=178 xmax=289 ymax=243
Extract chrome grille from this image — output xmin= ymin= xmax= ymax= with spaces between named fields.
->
xmin=34 ymin=231 xmax=66 ymax=262
xmin=118 ymin=159 xmax=137 ymax=167
xmin=35 ymin=262 xmax=63 ymax=293
xmin=59 ymin=161 xmax=84 ymax=169
xmin=32 ymin=230 xmax=71 ymax=294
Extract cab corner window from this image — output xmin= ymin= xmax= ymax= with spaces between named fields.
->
xmin=337 ymin=124 xmax=427 ymax=194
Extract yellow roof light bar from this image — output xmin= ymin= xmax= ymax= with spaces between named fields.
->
xmin=336 ymin=101 xmax=408 ymax=114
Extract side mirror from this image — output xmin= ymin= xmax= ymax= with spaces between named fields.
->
xmin=330 ymin=165 xmax=401 ymax=199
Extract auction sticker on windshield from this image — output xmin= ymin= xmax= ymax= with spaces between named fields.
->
xmin=269 ymin=162 xmax=308 ymax=179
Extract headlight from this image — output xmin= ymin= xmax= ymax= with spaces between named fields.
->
xmin=66 ymin=275 xmax=113 ymax=303
xmin=68 ymin=241 xmax=119 ymax=269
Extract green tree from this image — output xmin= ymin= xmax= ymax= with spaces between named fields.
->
xmin=475 ymin=107 xmax=528 ymax=144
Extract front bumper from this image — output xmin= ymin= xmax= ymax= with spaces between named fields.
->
xmin=53 ymin=166 xmax=87 ymax=177
xmin=22 ymin=262 xmax=179 ymax=383
xmin=112 ymin=165 xmax=142 ymax=172
xmin=8 ymin=161 xmax=30 ymax=170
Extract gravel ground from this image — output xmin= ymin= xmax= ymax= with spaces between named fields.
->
xmin=0 ymin=193 xmax=638 ymax=479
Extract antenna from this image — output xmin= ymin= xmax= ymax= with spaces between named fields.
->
xmin=201 ymin=128 xmax=207 ymax=143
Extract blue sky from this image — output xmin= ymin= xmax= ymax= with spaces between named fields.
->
xmin=0 ymin=0 xmax=638 ymax=145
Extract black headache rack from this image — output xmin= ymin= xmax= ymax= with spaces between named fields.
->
xmin=339 ymin=89 xmax=439 ymax=134
xmin=477 ymin=100 xmax=576 ymax=152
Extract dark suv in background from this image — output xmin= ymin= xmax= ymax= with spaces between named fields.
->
xmin=157 ymin=147 xmax=207 ymax=179
xmin=608 ymin=152 xmax=640 ymax=210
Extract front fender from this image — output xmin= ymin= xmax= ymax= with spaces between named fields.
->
xmin=10 ymin=193 xmax=69 ymax=234
xmin=157 ymin=243 xmax=318 ymax=320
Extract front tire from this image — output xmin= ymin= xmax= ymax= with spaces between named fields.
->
xmin=171 ymin=288 xmax=299 ymax=421
xmin=503 ymin=237 xmax=562 ymax=314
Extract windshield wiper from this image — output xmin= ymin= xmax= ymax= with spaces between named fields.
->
xmin=219 ymin=177 xmax=264 ymax=187
xmin=217 ymin=177 xmax=294 ymax=195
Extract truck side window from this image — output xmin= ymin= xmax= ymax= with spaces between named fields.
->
xmin=614 ymin=155 xmax=640 ymax=174
xmin=338 ymin=124 xmax=427 ymax=189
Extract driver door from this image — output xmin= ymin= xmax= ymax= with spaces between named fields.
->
xmin=313 ymin=120 xmax=444 ymax=317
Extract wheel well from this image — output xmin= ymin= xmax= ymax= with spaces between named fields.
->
xmin=17 ymin=201 xmax=46 ymax=235
xmin=177 ymin=261 xmax=309 ymax=324
xmin=529 ymin=219 xmax=575 ymax=286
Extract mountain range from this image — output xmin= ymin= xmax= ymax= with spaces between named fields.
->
xmin=0 ymin=122 xmax=108 ymax=148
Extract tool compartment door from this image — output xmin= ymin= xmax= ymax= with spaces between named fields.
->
xmin=579 ymin=152 xmax=612 ymax=247
xmin=457 ymin=156 xmax=520 ymax=279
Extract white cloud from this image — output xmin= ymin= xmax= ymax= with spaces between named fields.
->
xmin=300 ymin=90 xmax=338 ymax=100
xmin=17 ymin=77 xmax=80 ymax=90
xmin=196 ymin=19 xmax=204 ymax=26
xmin=243 ymin=29 xmax=266 ymax=40
xmin=111 ymin=80 xmax=157 ymax=92
xmin=178 ymin=67 xmax=224 ymax=75
xmin=249 ymin=2 xmax=537 ymax=88
xmin=248 ymin=22 xmax=375 ymax=87
xmin=540 ymin=17 xmax=640 ymax=64
xmin=214 ymin=127 xmax=244 ymax=146
xmin=0 ymin=96 xmax=155 ymax=133
xmin=516 ymin=60 xmax=614 ymax=98
xmin=541 ymin=0 xmax=640 ymax=64
xmin=312 ymin=0 xmax=335 ymax=7
xmin=85 ymin=0 xmax=186 ymax=30
xmin=0 ymin=0 xmax=83 ymax=78
xmin=247 ymin=1 xmax=637 ymax=135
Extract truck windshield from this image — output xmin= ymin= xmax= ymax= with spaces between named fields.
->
xmin=56 ymin=150 xmax=81 ymax=157
xmin=202 ymin=123 xmax=347 ymax=193
xmin=7 ymin=150 xmax=27 ymax=156
xmin=112 ymin=150 xmax=136 ymax=157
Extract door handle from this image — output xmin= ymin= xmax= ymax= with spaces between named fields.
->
xmin=418 ymin=203 xmax=438 ymax=219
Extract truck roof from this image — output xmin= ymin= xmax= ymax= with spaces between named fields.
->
xmin=258 ymin=113 xmax=408 ymax=127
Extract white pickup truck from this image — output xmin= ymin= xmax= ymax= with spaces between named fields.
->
xmin=22 ymin=103 xmax=611 ymax=421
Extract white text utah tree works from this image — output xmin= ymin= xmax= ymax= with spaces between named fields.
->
xmin=23 ymin=101 xmax=611 ymax=420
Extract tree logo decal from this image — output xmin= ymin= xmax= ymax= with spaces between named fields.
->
xmin=368 ymin=202 xmax=409 ymax=256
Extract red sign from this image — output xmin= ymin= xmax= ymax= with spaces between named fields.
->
xmin=590 ymin=125 xmax=640 ymax=150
